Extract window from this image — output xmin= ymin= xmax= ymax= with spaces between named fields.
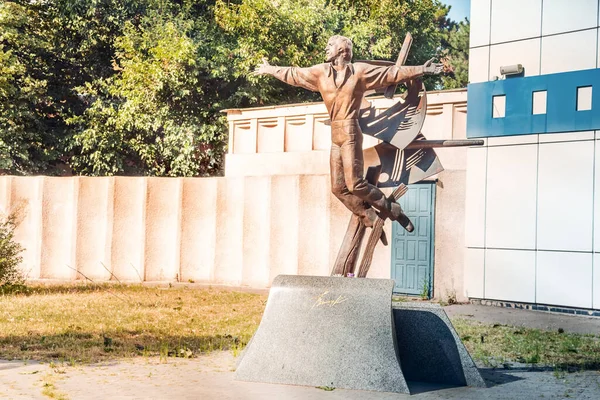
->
xmin=532 ymin=91 xmax=547 ymax=115
xmin=492 ymin=95 xmax=506 ymax=118
xmin=577 ymin=86 xmax=592 ymax=111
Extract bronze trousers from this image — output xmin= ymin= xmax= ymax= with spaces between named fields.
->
xmin=330 ymin=119 xmax=393 ymax=220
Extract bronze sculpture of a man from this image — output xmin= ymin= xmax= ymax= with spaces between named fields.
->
xmin=254 ymin=35 xmax=442 ymax=232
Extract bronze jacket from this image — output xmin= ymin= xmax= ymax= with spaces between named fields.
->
xmin=270 ymin=62 xmax=424 ymax=122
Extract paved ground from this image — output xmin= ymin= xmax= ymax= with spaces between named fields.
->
xmin=2 ymin=304 xmax=600 ymax=399
xmin=2 ymin=352 xmax=600 ymax=400
xmin=445 ymin=304 xmax=600 ymax=335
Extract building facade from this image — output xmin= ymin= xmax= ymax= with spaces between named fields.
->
xmin=465 ymin=0 xmax=600 ymax=310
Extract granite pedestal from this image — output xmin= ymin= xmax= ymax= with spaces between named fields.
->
xmin=393 ymin=302 xmax=486 ymax=388
xmin=235 ymin=275 xmax=485 ymax=394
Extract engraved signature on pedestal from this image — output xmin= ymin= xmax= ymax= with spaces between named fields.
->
xmin=311 ymin=291 xmax=349 ymax=309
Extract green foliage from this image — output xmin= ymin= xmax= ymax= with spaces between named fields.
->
xmin=0 ymin=208 xmax=25 ymax=287
xmin=441 ymin=20 xmax=470 ymax=89
xmin=68 ymin=12 xmax=226 ymax=176
xmin=218 ymin=0 xmax=454 ymax=93
xmin=0 ymin=0 xmax=466 ymax=176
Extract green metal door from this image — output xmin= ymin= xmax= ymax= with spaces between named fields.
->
xmin=391 ymin=182 xmax=436 ymax=297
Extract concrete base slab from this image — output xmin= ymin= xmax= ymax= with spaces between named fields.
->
xmin=235 ymin=275 xmax=409 ymax=393
xmin=236 ymin=276 xmax=485 ymax=394
xmin=393 ymin=302 xmax=486 ymax=388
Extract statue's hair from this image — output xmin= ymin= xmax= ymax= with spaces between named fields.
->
xmin=329 ymin=35 xmax=353 ymax=61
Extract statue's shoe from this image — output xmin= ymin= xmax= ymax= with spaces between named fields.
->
xmin=390 ymin=202 xmax=414 ymax=233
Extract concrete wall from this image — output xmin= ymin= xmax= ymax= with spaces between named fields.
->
xmin=0 ymin=175 xmax=343 ymax=286
xmin=225 ymin=90 xmax=469 ymax=176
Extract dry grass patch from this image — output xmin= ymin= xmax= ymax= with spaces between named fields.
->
xmin=453 ymin=318 xmax=600 ymax=371
xmin=0 ymin=284 xmax=266 ymax=363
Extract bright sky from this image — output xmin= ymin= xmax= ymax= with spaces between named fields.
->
xmin=443 ymin=0 xmax=471 ymax=22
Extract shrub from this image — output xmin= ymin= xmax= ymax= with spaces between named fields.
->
xmin=0 ymin=208 xmax=25 ymax=287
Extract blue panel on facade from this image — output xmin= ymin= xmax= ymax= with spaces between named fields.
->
xmin=467 ymin=68 xmax=600 ymax=138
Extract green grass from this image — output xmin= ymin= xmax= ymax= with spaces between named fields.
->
xmin=2 ymin=283 xmax=600 ymax=373
xmin=0 ymin=283 xmax=266 ymax=363
xmin=453 ymin=318 xmax=600 ymax=370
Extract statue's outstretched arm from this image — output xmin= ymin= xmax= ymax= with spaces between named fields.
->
xmin=253 ymin=58 xmax=320 ymax=92
xmin=362 ymin=58 xmax=443 ymax=90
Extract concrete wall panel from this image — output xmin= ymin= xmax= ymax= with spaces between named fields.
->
xmin=594 ymin=253 xmax=600 ymax=309
xmin=213 ymin=178 xmax=244 ymax=285
xmin=465 ymin=147 xmax=487 ymax=248
xmin=537 ymin=141 xmax=594 ymax=252
xmin=537 ymin=251 xmax=593 ymax=309
xmin=298 ymin=175 xmax=330 ymax=276
xmin=469 ymin=0 xmax=491 ymax=48
xmin=144 ymin=178 xmax=181 ymax=281
xmin=75 ymin=177 xmax=113 ymax=281
xmin=241 ymin=176 xmax=272 ymax=287
xmin=269 ymin=176 xmax=300 ymax=281
xmin=541 ymin=29 xmax=598 ymax=74
xmin=179 ymin=178 xmax=218 ymax=282
xmin=595 ymin=139 xmax=600 ymax=252
xmin=111 ymin=177 xmax=146 ymax=281
xmin=468 ymin=46 xmax=490 ymax=84
xmin=225 ymin=151 xmax=329 ymax=178
xmin=485 ymin=249 xmax=536 ymax=303
xmin=257 ymin=118 xmax=284 ymax=153
xmin=542 ymin=0 xmax=598 ymax=36
xmin=433 ymin=171 xmax=466 ymax=301
xmin=9 ymin=177 xmax=43 ymax=280
xmin=40 ymin=177 xmax=77 ymax=279
xmin=539 ymin=131 xmax=595 ymax=144
xmin=464 ymin=248 xmax=484 ymax=298
xmin=233 ymin=120 xmax=257 ymax=154
xmin=285 ymin=116 xmax=312 ymax=152
xmin=490 ymin=0 xmax=541 ymax=44
xmin=486 ymin=144 xmax=538 ymax=250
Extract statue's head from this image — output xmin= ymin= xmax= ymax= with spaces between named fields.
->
xmin=325 ymin=35 xmax=353 ymax=63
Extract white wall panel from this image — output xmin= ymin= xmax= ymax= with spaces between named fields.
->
xmin=488 ymin=135 xmax=538 ymax=146
xmin=486 ymin=144 xmax=538 ymax=249
xmin=489 ymin=39 xmax=541 ymax=80
xmin=537 ymin=251 xmax=593 ymax=309
xmin=470 ymin=0 xmax=491 ymax=48
xmin=491 ymin=0 xmax=541 ymax=44
xmin=541 ymin=29 xmax=598 ymax=74
xmin=464 ymin=248 xmax=485 ymax=298
xmin=485 ymin=249 xmax=536 ymax=303
xmin=594 ymin=254 xmax=600 ymax=309
xmin=468 ymin=46 xmax=490 ymax=83
xmin=594 ymin=139 xmax=600 ymax=251
xmin=542 ymin=0 xmax=598 ymax=36
xmin=539 ymin=131 xmax=595 ymax=143
xmin=537 ymin=141 xmax=594 ymax=252
xmin=465 ymin=147 xmax=487 ymax=248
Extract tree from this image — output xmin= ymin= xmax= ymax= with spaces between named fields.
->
xmin=216 ymin=0 xmax=454 ymax=93
xmin=0 ymin=0 xmax=462 ymax=176
xmin=440 ymin=19 xmax=469 ymax=89
xmin=0 ymin=208 xmax=24 ymax=287
xmin=68 ymin=9 xmax=226 ymax=176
